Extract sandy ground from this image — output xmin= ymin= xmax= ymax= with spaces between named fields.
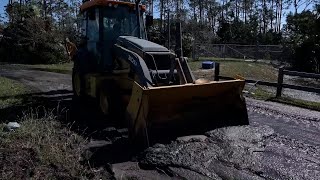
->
xmin=1 ymin=67 xmax=320 ymax=179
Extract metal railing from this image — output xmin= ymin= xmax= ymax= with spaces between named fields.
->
xmin=212 ymin=64 xmax=320 ymax=96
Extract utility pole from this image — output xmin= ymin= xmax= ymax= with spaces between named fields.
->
xmin=175 ymin=0 xmax=183 ymax=58
xmin=43 ymin=0 xmax=47 ymax=18
xmin=135 ymin=0 xmax=142 ymax=38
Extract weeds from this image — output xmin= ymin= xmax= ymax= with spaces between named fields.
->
xmin=244 ymin=85 xmax=320 ymax=111
xmin=0 ymin=106 xmax=109 ymax=179
xmin=0 ymin=77 xmax=27 ymax=108
xmin=270 ymin=97 xmax=320 ymax=111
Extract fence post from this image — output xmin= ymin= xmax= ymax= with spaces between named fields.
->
xmin=192 ymin=42 xmax=195 ymax=60
xmin=214 ymin=62 xmax=220 ymax=81
xmin=276 ymin=67 xmax=284 ymax=97
xmin=223 ymin=44 xmax=226 ymax=60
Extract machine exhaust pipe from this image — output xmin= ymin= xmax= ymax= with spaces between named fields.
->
xmin=135 ymin=0 xmax=142 ymax=38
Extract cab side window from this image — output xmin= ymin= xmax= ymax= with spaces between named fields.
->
xmin=86 ymin=8 xmax=100 ymax=62
xmin=80 ymin=12 xmax=87 ymax=38
xmin=87 ymin=8 xmax=99 ymax=42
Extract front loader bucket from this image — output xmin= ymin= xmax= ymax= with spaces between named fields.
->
xmin=126 ymin=79 xmax=249 ymax=145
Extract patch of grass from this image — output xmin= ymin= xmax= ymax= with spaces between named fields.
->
xmin=245 ymin=86 xmax=320 ymax=111
xmin=245 ymin=86 xmax=274 ymax=100
xmin=0 ymin=77 xmax=28 ymax=108
xmin=28 ymin=63 xmax=73 ymax=74
xmin=197 ymin=57 xmax=247 ymax=62
xmin=0 ymin=109 xmax=108 ymax=179
xmin=188 ymin=59 xmax=278 ymax=82
xmin=270 ymin=97 xmax=320 ymax=111
xmin=0 ymin=63 xmax=73 ymax=74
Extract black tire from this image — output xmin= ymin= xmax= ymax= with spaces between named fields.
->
xmin=98 ymin=81 xmax=125 ymax=122
xmin=72 ymin=48 xmax=82 ymax=98
xmin=72 ymin=69 xmax=82 ymax=97
xmin=72 ymin=47 xmax=91 ymax=99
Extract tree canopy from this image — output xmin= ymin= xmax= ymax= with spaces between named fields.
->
xmin=0 ymin=0 xmax=319 ymax=72
xmin=0 ymin=0 xmax=81 ymax=64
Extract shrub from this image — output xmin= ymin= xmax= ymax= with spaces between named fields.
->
xmin=0 ymin=17 xmax=68 ymax=64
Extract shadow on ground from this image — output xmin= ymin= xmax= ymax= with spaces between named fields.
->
xmin=0 ymin=88 xmax=250 ymax=174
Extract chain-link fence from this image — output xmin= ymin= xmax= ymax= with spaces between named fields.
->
xmin=192 ymin=43 xmax=283 ymax=61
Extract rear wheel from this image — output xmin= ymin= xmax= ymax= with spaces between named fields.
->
xmin=72 ymin=70 xmax=82 ymax=97
xmin=98 ymin=82 xmax=125 ymax=122
xmin=99 ymin=86 xmax=110 ymax=115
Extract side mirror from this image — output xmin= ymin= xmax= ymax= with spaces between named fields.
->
xmin=146 ymin=15 xmax=153 ymax=27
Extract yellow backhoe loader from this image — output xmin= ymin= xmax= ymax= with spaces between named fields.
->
xmin=67 ymin=0 xmax=249 ymax=147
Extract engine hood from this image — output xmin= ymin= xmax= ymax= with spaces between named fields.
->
xmin=116 ymin=36 xmax=170 ymax=53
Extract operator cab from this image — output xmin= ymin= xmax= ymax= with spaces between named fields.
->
xmin=79 ymin=0 xmax=150 ymax=71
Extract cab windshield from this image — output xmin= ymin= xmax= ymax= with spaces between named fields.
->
xmin=102 ymin=6 xmax=146 ymax=41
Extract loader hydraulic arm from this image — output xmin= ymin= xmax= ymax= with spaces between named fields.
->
xmin=113 ymin=44 xmax=154 ymax=87
xmin=65 ymin=38 xmax=77 ymax=61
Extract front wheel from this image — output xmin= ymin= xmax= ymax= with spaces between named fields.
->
xmin=98 ymin=82 xmax=125 ymax=122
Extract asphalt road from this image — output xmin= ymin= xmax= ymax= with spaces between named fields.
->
xmin=1 ymin=67 xmax=320 ymax=179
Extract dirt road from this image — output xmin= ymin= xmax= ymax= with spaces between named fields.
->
xmin=0 ymin=68 xmax=71 ymax=92
xmin=1 ymin=67 xmax=320 ymax=179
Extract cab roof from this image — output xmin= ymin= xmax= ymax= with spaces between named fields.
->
xmin=80 ymin=0 xmax=146 ymax=13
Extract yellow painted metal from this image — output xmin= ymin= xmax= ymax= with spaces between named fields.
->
xmin=127 ymin=80 xmax=147 ymax=137
xmin=84 ymin=72 xmax=133 ymax=98
xmin=235 ymin=74 xmax=245 ymax=80
xmin=80 ymin=70 xmax=248 ymax=145
xmin=127 ymin=79 xmax=248 ymax=141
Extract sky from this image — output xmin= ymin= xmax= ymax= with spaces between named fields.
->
xmin=0 ymin=0 xmax=6 ymax=19
xmin=0 ymin=0 xmax=314 ymax=23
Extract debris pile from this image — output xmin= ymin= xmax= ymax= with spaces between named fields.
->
xmin=139 ymin=125 xmax=274 ymax=179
